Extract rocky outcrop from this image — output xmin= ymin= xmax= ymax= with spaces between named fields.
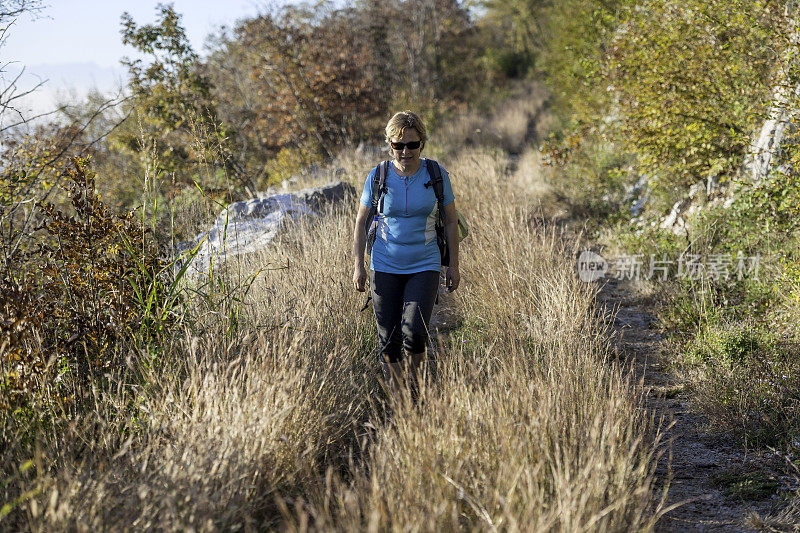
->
xmin=742 ymin=14 xmax=800 ymax=185
xmin=177 ymin=180 xmax=356 ymax=274
xmin=657 ymin=180 xmax=711 ymax=233
xmin=293 ymin=180 xmax=354 ymax=211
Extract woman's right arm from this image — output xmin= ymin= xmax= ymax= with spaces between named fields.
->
xmin=352 ymin=203 xmax=370 ymax=291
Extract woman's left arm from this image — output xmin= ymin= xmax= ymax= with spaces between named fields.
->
xmin=443 ymin=200 xmax=460 ymax=292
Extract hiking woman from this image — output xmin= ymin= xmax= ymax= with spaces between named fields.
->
xmin=352 ymin=111 xmax=460 ymax=395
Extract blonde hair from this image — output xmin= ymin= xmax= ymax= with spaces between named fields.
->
xmin=385 ymin=111 xmax=428 ymax=144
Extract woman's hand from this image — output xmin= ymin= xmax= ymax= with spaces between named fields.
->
xmin=353 ymin=263 xmax=367 ymax=292
xmin=353 ymin=203 xmax=370 ymax=292
xmin=446 ymin=264 xmax=460 ymax=292
xmin=443 ymin=200 xmax=460 ymax=293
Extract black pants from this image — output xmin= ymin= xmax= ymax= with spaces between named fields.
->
xmin=370 ymin=270 xmax=440 ymax=363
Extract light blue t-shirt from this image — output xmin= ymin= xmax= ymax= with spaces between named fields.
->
xmin=360 ymin=159 xmax=455 ymax=274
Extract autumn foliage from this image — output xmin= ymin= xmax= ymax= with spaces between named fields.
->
xmin=1 ymin=158 xmax=164 ymax=414
xmin=235 ymin=15 xmax=382 ymax=157
xmin=207 ymin=1 xmax=486 ymax=183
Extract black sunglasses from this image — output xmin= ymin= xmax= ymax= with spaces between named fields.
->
xmin=390 ymin=140 xmax=422 ymax=151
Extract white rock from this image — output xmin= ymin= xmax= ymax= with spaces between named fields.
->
xmin=688 ymin=181 xmax=705 ymax=199
xmin=660 ymin=199 xmax=687 ymax=230
xmin=176 ymin=181 xmax=355 ymax=274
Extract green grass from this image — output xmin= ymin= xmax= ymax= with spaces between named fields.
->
xmin=713 ymin=467 xmax=781 ymax=501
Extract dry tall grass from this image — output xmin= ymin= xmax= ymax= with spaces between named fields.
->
xmin=1 ymin=128 xmax=662 ymax=530
xmin=290 ymin=149 xmax=662 ymax=531
xmin=438 ymin=83 xmax=551 ymax=155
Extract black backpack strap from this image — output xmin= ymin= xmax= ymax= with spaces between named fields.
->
xmin=377 ymin=160 xmax=388 ymax=213
xmin=426 ymin=159 xmax=446 ymax=227
xmin=364 ymin=161 xmax=389 ymax=236
xmin=425 ymin=159 xmax=450 ymax=267
xmin=372 ymin=160 xmax=389 ymax=209
xmin=426 ymin=158 xmax=445 ymax=205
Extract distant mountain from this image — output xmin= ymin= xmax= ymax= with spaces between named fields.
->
xmin=2 ymin=61 xmax=128 ymax=121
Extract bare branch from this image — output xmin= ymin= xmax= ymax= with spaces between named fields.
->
xmin=0 ymin=103 xmax=65 ymax=132
xmin=2 ymin=91 xmax=136 ymax=269
xmin=0 ymin=0 xmax=44 ymax=23
xmin=0 ymin=64 xmax=30 ymax=101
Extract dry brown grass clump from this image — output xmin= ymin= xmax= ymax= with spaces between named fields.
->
xmin=1 ymin=195 xmax=378 ymax=529
xmin=1 ymin=145 xmax=662 ymax=530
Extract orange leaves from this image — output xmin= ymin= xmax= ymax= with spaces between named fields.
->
xmin=230 ymin=13 xmax=383 ymax=157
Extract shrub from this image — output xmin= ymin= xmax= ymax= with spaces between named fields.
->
xmin=1 ymin=157 xmax=167 ymax=415
xmin=542 ymin=125 xmax=634 ymax=219
xmin=685 ymin=321 xmax=800 ymax=446
xmin=607 ymin=0 xmax=782 ymax=190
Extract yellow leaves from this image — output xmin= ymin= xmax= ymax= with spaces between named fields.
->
xmin=2 ymin=157 xmax=166 ymax=414
xmin=607 ymin=0 xmax=776 ymax=184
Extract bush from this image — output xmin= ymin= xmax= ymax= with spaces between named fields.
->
xmin=685 ymin=321 xmax=800 ymax=446
xmin=542 ymin=125 xmax=634 ymax=219
xmin=1 ymin=158 xmax=167 ymax=416
xmin=607 ymin=0 xmax=782 ymax=190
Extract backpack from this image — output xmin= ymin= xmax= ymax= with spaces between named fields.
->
xmin=364 ymin=159 xmax=467 ymax=266
xmin=364 ymin=160 xmax=390 ymax=257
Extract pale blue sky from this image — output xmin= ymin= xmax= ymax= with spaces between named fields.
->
xmin=1 ymin=1 xmax=283 ymax=116
xmin=4 ymin=1 xmax=268 ymax=67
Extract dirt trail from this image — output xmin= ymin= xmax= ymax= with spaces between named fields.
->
xmin=597 ymin=278 xmax=777 ymax=532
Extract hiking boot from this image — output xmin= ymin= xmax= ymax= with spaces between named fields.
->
xmin=406 ymin=348 xmax=427 ymax=403
xmin=380 ymin=355 xmax=405 ymax=399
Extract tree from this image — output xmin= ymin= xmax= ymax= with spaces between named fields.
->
xmin=481 ymin=0 xmax=548 ymax=74
xmin=207 ymin=3 xmax=384 ymax=175
xmin=206 ymin=0 xmax=483 ymax=183
xmin=1 ymin=0 xmax=134 ymax=275
xmin=607 ymin=0 xmax=783 ymax=189
xmin=120 ymin=3 xmax=255 ymax=195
